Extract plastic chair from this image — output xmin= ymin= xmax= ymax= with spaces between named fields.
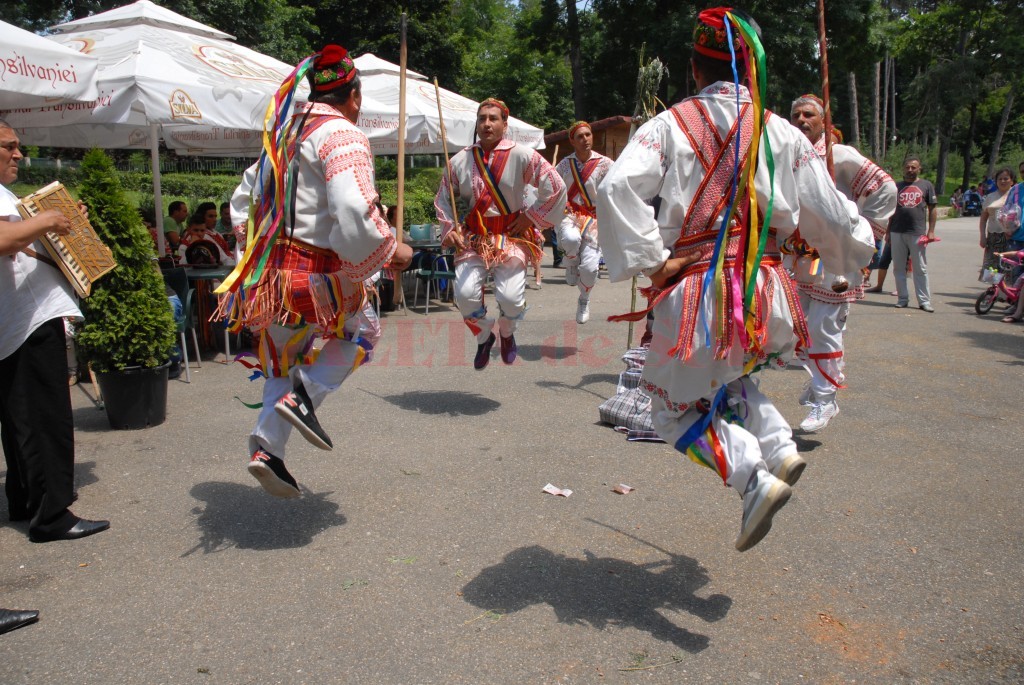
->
xmin=163 ymin=268 xmax=201 ymax=382
xmin=412 ymin=253 xmax=455 ymax=314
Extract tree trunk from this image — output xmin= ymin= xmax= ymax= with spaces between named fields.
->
xmin=987 ymin=83 xmax=1016 ymax=178
xmin=936 ymin=123 xmax=950 ymax=195
xmin=847 ymin=71 xmax=860 ymax=147
xmin=889 ymin=57 xmax=897 ymax=147
xmin=565 ymin=0 xmax=584 ymax=120
xmin=871 ymin=61 xmax=881 ymax=159
xmin=881 ymin=54 xmax=890 ymax=159
xmin=962 ymin=101 xmax=978 ymax=192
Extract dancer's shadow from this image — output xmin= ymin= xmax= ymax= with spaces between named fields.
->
xmin=365 ymin=389 xmax=501 ymax=416
xmin=461 ymin=544 xmax=731 ymax=652
xmin=516 ymin=343 xmax=578 ymax=362
xmin=183 ymin=481 xmax=345 ymax=555
xmin=792 ymin=434 xmax=823 ymax=452
xmin=537 ymin=372 xmax=619 ymax=400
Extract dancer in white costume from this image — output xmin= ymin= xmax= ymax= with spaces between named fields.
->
xmin=789 ymin=94 xmax=896 ymax=432
xmin=434 ymin=98 xmax=565 ymax=369
xmin=554 ymin=121 xmax=613 ymax=323
xmin=219 ymin=46 xmax=412 ymax=497
xmin=597 ymin=8 xmax=874 ymax=550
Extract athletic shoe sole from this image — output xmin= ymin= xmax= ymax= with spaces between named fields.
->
xmin=248 ymin=460 xmax=301 ymax=499
xmin=275 ymin=402 xmax=333 ymax=451
xmin=736 ymin=479 xmax=792 ymax=552
xmin=771 ymin=454 xmax=807 ymax=486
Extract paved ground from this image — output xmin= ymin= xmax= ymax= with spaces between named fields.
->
xmin=2 ymin=216 xmax=1022 ymax=684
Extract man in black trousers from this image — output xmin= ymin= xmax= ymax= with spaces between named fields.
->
xmin=0 ymin=120 xmax=109 ymax=543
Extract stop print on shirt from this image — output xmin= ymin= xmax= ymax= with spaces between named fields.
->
xmin=899 ymin=185 xmax=924 ymax=208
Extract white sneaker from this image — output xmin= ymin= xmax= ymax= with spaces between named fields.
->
xmin=565 ymin=262 xmax=579 ymax=286
xmin=799 ymin=400 xmax=839 ymax=433
xmin=798 ymin=380 xmax=814 ymax=406
xmin=736 ymin=469 xmax=792 ymax=552
xmin=576 ymin=298 xmax=590 ymax=324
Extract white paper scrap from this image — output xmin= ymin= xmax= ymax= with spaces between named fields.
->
xmin=542 ymin=483 xmax=573 ymax=497
xmin=613 ymin=484 xmax=635 ymax=494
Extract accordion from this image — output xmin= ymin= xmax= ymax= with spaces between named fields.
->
xmin=16 ymin=181 xmax=116 ymax=298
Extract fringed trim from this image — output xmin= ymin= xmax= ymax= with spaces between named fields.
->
xmin=215 ymin=267 xmax=366 ymax=339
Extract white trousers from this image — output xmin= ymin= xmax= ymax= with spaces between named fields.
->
xmin=890 ymin=232 xmax=931 ymax=307
xmin=454 ymin=254 xmax=526 ymax=343
xmin=650 ymin=375 xmax=796 ymax=492
xmin=250 ymin=304 xmax=380 ymax=459
xmin=798 ymin=296 xmax=849 ymax=403
xmin=557 ymin=215 xmax=600 ymax=299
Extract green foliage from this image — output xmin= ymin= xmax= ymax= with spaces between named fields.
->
xmin=16 ymin=163 xmax=81 ymax=188
xmin=376 ymin=167 xmax=444 ymax=227
xmin=74 ymin=149 xmax=176 ymax=372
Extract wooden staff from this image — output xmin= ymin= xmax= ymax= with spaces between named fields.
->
xmin=817 ymin=0 xmax=835 ymax=179
xmin=434 ymin=77 xmax=461 ymax=240
xmin=393 ymin=12 xmax=408 ymax=309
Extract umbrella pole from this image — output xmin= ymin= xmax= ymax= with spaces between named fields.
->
xmin=150 ymin=124 xmax=166 ymax=258
xmin=393 ymin=12 xmax=408 ymax=311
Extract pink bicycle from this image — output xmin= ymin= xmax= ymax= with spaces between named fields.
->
xmin=976 ymin=254 xmax=1022 ymax=315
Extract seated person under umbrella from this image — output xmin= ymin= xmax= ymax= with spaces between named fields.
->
xmin=178 ymin=201 xmax=235 ymax=265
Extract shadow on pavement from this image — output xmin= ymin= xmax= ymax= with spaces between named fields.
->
xmin=75 ymin=460 xmax=98 ymax=493
xmin=792 ymin=434 xmax=823 ymax=452
xmin=367 ymin=389 xmax=501 ymax=416
xmin=955 ymin=329 xmax=1024 ymax=359
xmin=516 ymin=343 xmax=579 ymax=362
xmin=460 ymin=544 xmax=731 ymax=653
xmin=183 ymin=481 xmax=345 ymax=555
xmin=537 ymin=372 xmax=618 ymax=399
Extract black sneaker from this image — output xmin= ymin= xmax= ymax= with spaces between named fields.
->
xmin=274 ymin=383 xmax=334 ymax=450
xmin=474 ymin=332 xmax=496 ymax=370
xmin=247 ymin=448 xmax=300 ymax=498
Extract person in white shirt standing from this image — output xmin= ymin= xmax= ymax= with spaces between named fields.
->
xmin=0 ymin=120 xmax=109 ymax=543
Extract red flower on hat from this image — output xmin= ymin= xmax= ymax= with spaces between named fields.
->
xmin=317 ymin=44 xmax=349 ymax=68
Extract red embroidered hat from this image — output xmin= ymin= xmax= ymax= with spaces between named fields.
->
xmin=478 ymin=98 xmax=509 ymax=120
xmin=312 ymin=44 xmax=357 ymax=92
xmin=693 ymin=7 xmax=744 ymax=61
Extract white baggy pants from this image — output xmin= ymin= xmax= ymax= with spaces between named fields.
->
xmin=798 ymin=295 xmax=849 ymax=403
xmin=650 ymin=375 xmax=796 ymax=492
xmin=557 ymin=214 xmax=600 ymax=299
xmin=454 ymin=254 xmax=526 ymax=343
xmin=250 ymin=303 xmax=381 ymax=459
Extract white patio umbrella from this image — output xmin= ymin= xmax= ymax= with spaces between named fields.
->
xmin=0 ymin=19 xmax=99 ymax=108
xmin=354 ymin=53 xmax=546 ymax=154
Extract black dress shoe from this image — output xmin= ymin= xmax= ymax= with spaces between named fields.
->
xmin=30 ymin=518 xmax=109 ymax=543
xmin=0 ymin=609 xmax=39 ymax=635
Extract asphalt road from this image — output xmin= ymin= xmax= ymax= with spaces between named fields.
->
xmin=2 ymin=215 xmax=1022 ymax=684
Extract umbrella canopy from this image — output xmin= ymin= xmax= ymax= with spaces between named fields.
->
xmin=0 ymin=20 xmax=99 ymax=108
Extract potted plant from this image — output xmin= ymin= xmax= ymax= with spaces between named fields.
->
xmin=74 ymin=149 xmax=176 ymax=429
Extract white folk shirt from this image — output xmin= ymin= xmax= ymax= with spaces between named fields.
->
xmin=0 ymin=184 xmax=81 ymax=361
xmin=797 ymin=135 xmax=897 ymax=304
xmin=555 ymin=150 xmax=613 ymax=244
xmin=434 ymin=139 xmax=566 ymax=264
xmin=596 ymin=82 xmax=874 ymax=410
xmin=230 ymin=103 xmax=396 ymax=284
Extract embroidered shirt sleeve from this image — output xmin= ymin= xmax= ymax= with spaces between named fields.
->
xmin=319 ymin=126 xmax=396 ymax=280
xmin=434 ymin=150 xmax=467 ymax=239
xmin=522 ymin=149 xmax=567 ymax=229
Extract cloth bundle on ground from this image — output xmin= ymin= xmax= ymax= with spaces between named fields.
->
xmin=598 ymin=348 xmax=663 ymax=442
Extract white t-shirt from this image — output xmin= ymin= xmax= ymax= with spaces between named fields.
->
xmin=0 ymin=184 xmax=81 ymax=360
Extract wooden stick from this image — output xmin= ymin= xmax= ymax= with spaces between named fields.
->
xmin=393 ymin=12 xmax=408 ymax=309
xmin=817 ymin=0 xmax=835 ymax=180
xmin=434 ymin=77 xmax=461 ymax=238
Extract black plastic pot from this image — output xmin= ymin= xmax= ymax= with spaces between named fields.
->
xmin=95 ymin=362 xmax=170 ymax=429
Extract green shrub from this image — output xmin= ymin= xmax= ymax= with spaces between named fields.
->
xmin=75 ymin=149 xmax=176 ymax=372
xmin=377 ymin=167 xmax=444 ymax=227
